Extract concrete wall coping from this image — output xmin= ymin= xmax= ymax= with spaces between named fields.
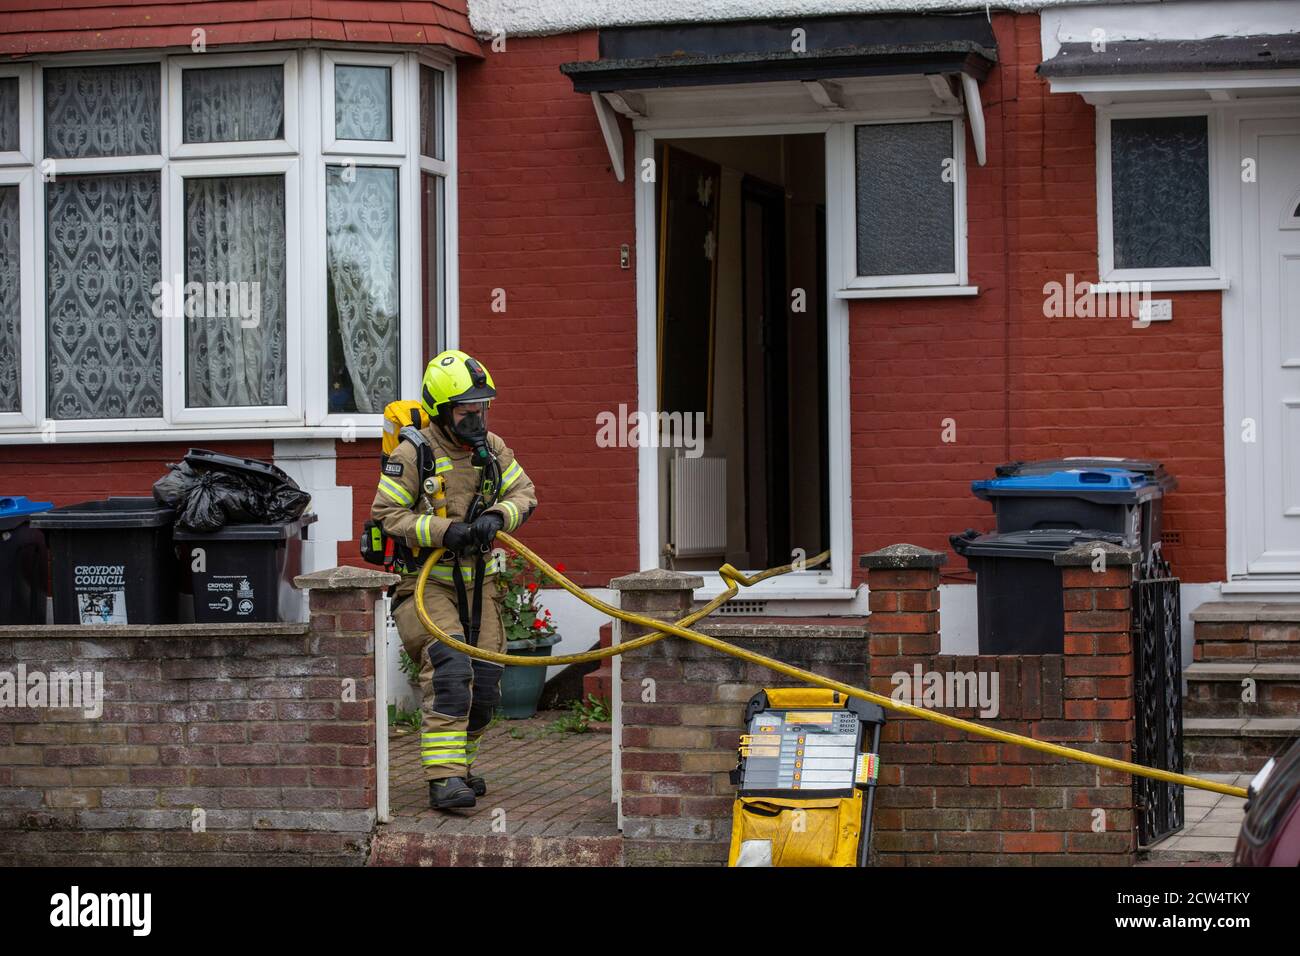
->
xmin=0 ymin=623 xmax=311 ymax=639
xmin=859 ymin=544 xmax=947 ymax=569
xmin=294 ymin=565 xmax=400 ymax=590
xmin=609 ymin=568 xmax=705 ymax=591
xmin=1052 ymin=540 xmax=1142 ymax=567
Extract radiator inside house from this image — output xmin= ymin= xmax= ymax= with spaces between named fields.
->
xmin=671 ymin=456 xmax=727 ymax=557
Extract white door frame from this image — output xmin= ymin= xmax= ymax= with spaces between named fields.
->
xmin=633 ymin=120 xmax=854 ymax=597
xmin=1223 ymin=98 xmax=1300 ymax=582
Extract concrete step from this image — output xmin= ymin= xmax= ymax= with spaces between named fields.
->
xmin=1184 ymin=661 xmax=1300 ymax=718
xmin=1191 ymin=601 xmax=1300 ymax=662
xmin=1183 ymin=716 xmax=1300 ymax=773
xmin=369 ymin=829 xmax=624 ymax=866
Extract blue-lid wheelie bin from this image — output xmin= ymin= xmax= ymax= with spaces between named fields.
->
xmin=0 ymin=496 xmax=54 ymax=624
xmin=954 ymin=458 xmax=1177 ymax=654
xmin=974 ymin=457 xmax=1175 ymax=560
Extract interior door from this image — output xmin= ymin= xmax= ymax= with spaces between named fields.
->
xmin=1242 ymin=118 xmax=1300 ymax=573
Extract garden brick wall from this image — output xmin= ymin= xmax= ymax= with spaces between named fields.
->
xmin=865 ymin=544 xmax=1137 ymax=866
xmin=615 ymin=544 xmax=1140 ymax=866
xmin=0 ymin=567 xmax=392 ymax=866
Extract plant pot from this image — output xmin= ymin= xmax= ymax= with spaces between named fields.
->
xmin=500 ymin=633 xmax=561 ymax=719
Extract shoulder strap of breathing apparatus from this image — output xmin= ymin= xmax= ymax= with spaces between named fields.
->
xmin=450 ymin=439 xmax=502 ymax=647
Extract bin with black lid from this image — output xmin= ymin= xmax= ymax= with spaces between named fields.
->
xmin=951 ymin=528 xmax=1127 ymax=654
xmin=0 ymin=496 xmax=54 ymax=625
xmin=30 ymin=497 xmax=178 ymax=625
xmin=174 ymin=513 xmax=317 ymax=623
xmin=973 ymin=457 xmax=1175 ymax=559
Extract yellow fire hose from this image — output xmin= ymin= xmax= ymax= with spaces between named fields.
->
xmin=413 ymin=533 xmax=1248 ymax=799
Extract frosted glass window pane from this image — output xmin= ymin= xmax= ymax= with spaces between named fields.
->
xmin=335 ymin=66 xmax=392 ymax=141
xmin=182 ymin=65 xmax=285 ymax=144
xmin=44 ymin=64 xmax=160 ymax=159
xmin=1111 ymin=116 xmax=1210 ymax=270
xmin=45 ymin=173 xmax=163 ymax=420
xmin=0 ymin=77 xmax=18 ymax=152
xmin=855 ymin=122 xmax=955 ymax=277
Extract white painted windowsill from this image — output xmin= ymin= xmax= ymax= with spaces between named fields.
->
xmin=0 ymin=425 xmax=385 ymax=445
xmin=836 ymin=285 xmax=979 ymax=300
xmin=1090 ymin=278 xmax=1230 ymax=294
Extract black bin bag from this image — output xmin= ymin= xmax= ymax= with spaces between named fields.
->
xmin=152 ymin=449 xmax=310 ymax=532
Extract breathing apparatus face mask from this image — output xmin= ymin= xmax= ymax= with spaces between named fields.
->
xmin=449 ymin=404 xmax=488 ymax=447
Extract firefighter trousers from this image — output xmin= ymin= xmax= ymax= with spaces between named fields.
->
xmin=392 ymin=577 xmax=506 ymax=782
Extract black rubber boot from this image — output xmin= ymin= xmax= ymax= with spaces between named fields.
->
xmin=429 ymin=776 xmax=476 ymax=809
xmin=466 ymin=772 xmax=487 ymax=798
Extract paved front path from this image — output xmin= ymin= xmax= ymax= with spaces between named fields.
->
xmin=1137 ymin=773 xmax=1250 ymax=866
xmin=386 ymin=710 xmax=617 ymax=837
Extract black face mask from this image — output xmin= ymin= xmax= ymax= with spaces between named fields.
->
xmin=450 ymin=409 xmax=487 ymax=446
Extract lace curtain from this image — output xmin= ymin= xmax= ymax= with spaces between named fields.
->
xmin=182 ymin=65 xmax=284 ymax=144
xmin=44 ymin=64 xmax=160 ymax=159
xmin=46 ymin=173 xmax=163 ymax=419
xmin=0 ymin=77 xmax=17 ymax=152
xmin=184 ymin=175 xmax=288 ymax=408
xmin=0 ymin=186 xmax=18 ymax=412
xmin=326 ymin=166 xmax=399 ymax=414
xmin=335 ymin=66 xmax=392 ymax=141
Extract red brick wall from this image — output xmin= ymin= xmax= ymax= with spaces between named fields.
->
xmin=848 ymin=14 xmax=1225 ymax=584
xmin=453 ymin=33 xmax=640 ymax=589
xmin=0 ymin=576 xmax=381 ymax=865
xmin=865 ymin=554 xmax=1136 ymax=865
xmin=0 ymin=441 xmax=275 ymax=509
xmin=0 ymin=10 xmax=1228 ymax=586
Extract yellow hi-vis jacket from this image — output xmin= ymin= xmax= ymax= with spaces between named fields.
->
xmin=369 ymin=422 xmax=537 ymax=583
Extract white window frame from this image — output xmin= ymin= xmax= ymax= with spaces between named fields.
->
xmin=1096 ymin=105 xmax=1225 ymax=290
xmin=0 ymin=64 xmax=34 ymax=167
xmin=167 ymin=49 xmax=299 ymax=160
xmin=165 ymin=157 xmax=302 ymax=426
xmin=0 ymin=167 xmax=36 ymax=428
xmin=33 ymin=55 xmax=171 ymax=437
xmin=312 ymin=155 xmax=414 ymax=427
xmin=839 ymin=116 xmax=970 ymax=295
xmin=321 ymin=50 xmax=406 ymax=158
xmin=0 ymin=47 xmax=457 ymax=444
xmin=414 ymin=54 xmax=454 ymax=362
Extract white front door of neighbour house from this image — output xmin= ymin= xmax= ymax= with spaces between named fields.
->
xmin=1241 ymin=117 xmax=1300 ymax=574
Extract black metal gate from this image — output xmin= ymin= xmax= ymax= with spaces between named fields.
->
xmin=1132 ymin=552 xmax=1184 ymax=846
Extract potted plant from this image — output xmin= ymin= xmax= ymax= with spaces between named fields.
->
xmin=496 ymin=553 xmax=563 ymax=718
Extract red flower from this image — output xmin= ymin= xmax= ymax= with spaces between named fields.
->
xmin=555 ymin=563 xmax=567 ymax=574
xmin=527 ymin=583 xmax=537 ymax=593
xmin=532 ymin=619 xmax=544 ymax=630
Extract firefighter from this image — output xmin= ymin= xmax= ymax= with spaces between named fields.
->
xmin=370 ymin=350 xmax=537 ymax=809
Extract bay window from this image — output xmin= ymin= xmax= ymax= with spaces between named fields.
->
xmin=0 ymin=49 xmax=454 ymax=439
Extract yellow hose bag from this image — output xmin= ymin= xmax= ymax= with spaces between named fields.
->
xmin=727 ymin=790 xmax=864 ymax=867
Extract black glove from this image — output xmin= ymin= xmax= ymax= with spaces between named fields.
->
xmin=441 ymin=521 xmax=474 ymax=554
xmin=470 ymin=512 xmax=504 ymax=550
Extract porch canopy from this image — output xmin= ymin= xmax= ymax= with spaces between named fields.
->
xmin=559 ymin=13 xmax=998 ymax=179
xmin=1039 ymin=33 xmax=1300 ymax=103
